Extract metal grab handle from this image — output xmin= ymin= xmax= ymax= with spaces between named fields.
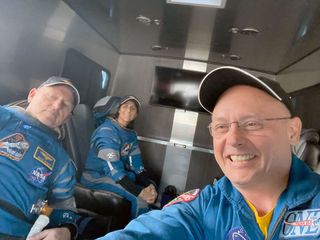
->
xmin=173 ymin=143 xmax=187 ymax=148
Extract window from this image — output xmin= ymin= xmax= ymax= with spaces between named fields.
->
xmin=61 ymin=48 xmax=110 ymax=108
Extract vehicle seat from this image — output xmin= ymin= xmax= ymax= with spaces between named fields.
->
xmin=64 ymin=104 xmax=95 ymax=180
xmin=292 ymin=129 xmax=320 ymax=174
xmin=92 ymin=95 xmax=121 ymax=127
xmin=63 ymin=103 xmax=131 ymax=236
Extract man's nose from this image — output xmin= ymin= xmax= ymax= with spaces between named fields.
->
xmin=225 ymin=123 xmax=245 ymax=147
xmin=52 ymin=99 xmax=63 ymax=109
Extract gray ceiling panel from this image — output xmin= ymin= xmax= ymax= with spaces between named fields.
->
xmin=64 ymin=0 xmax=320 ymax=74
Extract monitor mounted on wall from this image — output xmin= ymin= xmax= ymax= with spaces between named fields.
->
xmin=150 ymin=66 xmax=207 ymax=113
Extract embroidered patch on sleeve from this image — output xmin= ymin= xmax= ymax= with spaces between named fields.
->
xmin=164 ymin=189 xmax=200 ymax=207
xmin=34 ymin=146 xmax=56 ymax=170
xmin=0 ymin=133 xmax=30 ymax=161
xmin=121 ymin=143 xmax=132 ymax=156
xmin=280 ymin=208 xmax=320 ymax=238
xmin=98 ymin=149 xmax=119 ymax=162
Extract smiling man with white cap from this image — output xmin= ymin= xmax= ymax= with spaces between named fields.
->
xmin=0 ymin=76 xmax=80 ymax=239
xmin=98 ymin=66 xmax=320 ymax=240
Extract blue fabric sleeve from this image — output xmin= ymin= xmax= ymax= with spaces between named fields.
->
xmin=91 ymin=125 xmax=127 ymax=181
xmin=127 ymin=133 xmax=145 ymax=174
xmin=47 ymin=160 xmax=76 ymax=202
xmin=96 ymin=188 xmax=209 ymax=240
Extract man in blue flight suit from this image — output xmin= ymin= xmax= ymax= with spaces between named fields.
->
xmin=0 ymin=76 xmax=80 ymax=240
xmin=98 ymin=66 xmax=320 ymax=240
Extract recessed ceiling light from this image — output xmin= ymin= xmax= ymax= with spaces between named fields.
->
xmin=222 ymin=54 xmax=241 ymax=60
xmin=153 ymin=19 xmax=161 ymax=25
xmin=151 ymin=45 xmax=168 ymax=51
xmin=136 ymin=15 xmax=161 ymax=26
xmin=166 ymin=0 xmax=227 ymax=8
xmin=136 ymin=15 xmax=151 ymax=25
xmin=229 ymin=27 xmax=240 ymax=34
xmin=239 ymin=28 xmax=260 ymax=35
xmin=229 ymin=27 xmax=260 ymax=36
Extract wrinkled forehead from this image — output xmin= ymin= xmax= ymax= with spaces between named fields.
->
xmin=212 ymin=85 xmax=290 ymax=117
xmin=41 ymin=84 xmax=74 ymax=101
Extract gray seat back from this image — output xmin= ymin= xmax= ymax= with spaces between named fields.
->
xmin=64 ymin=104 xmax=95 ymax=180
xmin=292 ymin=129 xmax=320 ymax=174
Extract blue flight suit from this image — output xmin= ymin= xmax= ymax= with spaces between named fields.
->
xmin=81 ymin=118 xmax=149 ymax=218
xmin=0 ymin=106 xmax=77 ymax=237
xmin=98 ymin=155 xmax=320 ymax=240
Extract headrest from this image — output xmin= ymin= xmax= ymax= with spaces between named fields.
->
xmin=93 ymin=96 xmax=121 ymax=126
xmin=292 ymin=129 xmax=320 ymax=157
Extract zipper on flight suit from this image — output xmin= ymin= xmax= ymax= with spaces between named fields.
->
xmin=267 ymin=206 xmax=288 ymax=239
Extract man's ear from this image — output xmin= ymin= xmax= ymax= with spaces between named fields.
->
xmin=288 ymin=117 xmax=302 ymax=145
xmin=27 ymin=88 xmax=37 ymax=103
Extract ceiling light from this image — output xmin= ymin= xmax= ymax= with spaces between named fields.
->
xmin=166 ymin=0 xmax=227 ymax=8
xmin=153 ymin=19 xmax=161 ymax=25
xmin=229 ymin=27 xmax=260 ymax=36
xmin=222 ymin=54 xmax=241 ymax=60
xmin=229 ymin=27 xmax=240 ymax=34
xmin=239 ymin=28 xmax=260 ymax=35
xmin=151 ymin=45 xmax=168 ymax=51
xmin=136 ymin=15 xmax=161 ymax=26
xmin=136 ymin=15 xmax=152 ymax=25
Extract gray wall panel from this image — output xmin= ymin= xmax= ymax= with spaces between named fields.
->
xmin=0 ymin=0 xmax=119 ymax=104
xmin=186 ymin=151 xmax=223 ymax=190
xmin=111 ymin=55 xmax=183 ymax=140
xmin=139 ymin=141 xmax=166 ymax=185
xmin=194 ymin=112 xmax=212 ymax=149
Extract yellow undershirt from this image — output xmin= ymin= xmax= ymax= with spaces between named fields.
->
xmin=245 ymin=199 xmax=274 ymax=239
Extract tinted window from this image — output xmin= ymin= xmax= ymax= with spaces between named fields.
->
xmin=62 ymin=48 xmax=110 ymax=109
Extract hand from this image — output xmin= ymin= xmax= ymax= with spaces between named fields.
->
xmin=139 ymin=184 xmax=158 ymax=204
xmin=28 ymin=227 xmax=71 ymax=240
xmin=148 ymin=184 xmax=158 ymax=200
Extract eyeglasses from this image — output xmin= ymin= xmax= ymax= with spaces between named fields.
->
xmin=208 ymin=117 xmax=292 ymax=136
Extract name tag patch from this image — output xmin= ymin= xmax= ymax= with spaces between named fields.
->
xmin=34 ymin=146 xmax=56 ymax=170
xmin=0 ymin=133 xmax=30 ymax=161
xmin=280 ymin=208 xmax=320 ymax=238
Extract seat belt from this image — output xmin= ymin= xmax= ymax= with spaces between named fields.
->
xmin=0 ymin=198 xmax=32 ymax=223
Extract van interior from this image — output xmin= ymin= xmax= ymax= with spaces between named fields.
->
xmin=1 ymin=0 xmax=320 ymax=238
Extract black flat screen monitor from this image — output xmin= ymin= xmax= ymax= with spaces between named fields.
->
xmin=150 ymin=66 xmax=207 ymax=113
